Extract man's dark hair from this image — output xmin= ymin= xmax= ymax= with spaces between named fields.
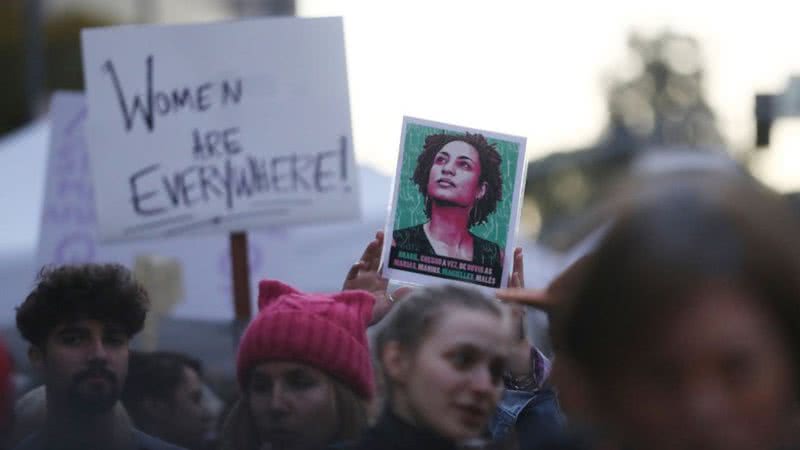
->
xmin=16 ymin=264 xmax=149 ymax=348
xmin=123 ymin=351 xmax=202 ymax=420
xmin=412 ymin=132 xmax=503 ymax=226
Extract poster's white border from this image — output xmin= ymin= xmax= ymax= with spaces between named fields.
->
xmin=380 ymin=116 xmax=528 ymax=292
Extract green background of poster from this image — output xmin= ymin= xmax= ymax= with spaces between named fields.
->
xmin=393 ymin=122 xmax=519 ymax=248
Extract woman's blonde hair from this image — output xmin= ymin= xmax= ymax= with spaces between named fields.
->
xmin=374 ymin=284 xmax=505 ymax=395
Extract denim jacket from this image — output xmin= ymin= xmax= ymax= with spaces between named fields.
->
xmin=490 ymin=347 xmax=566 ymax=448
xmin=12 ymin=429 xmax=186 ymax=450
xmin=491 ymin=386 xmax=566 ymax=447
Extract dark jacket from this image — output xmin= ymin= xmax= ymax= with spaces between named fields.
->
xmin=11 ymin=428 xmax=186 ymax=450
xmin=391 ymin=224 xmax=504 ymax=287
xmin=349 ymin=410 xmax=460 ymax=450
xmin=393 ymin=224 xmax=502 ymax=268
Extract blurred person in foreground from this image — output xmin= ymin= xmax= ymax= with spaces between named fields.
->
xmin=542 ymin=173 xmax=800 ymax=450
xmin=12 ymin=264 xmax=183 ymax=450
xmin=219 ymin=279 xmax=375 ymax=450
xmin=122 ymin=352 xmax=214 ymax=450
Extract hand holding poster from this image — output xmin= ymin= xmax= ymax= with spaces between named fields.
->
xmin=381 ymin=117 xmax=527 ymax=289
xmin=81 ymin=17 xmax=359 ymax=242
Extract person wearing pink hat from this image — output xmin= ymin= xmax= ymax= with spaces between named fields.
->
xmin=220 ymin=279 xmax=375 ymax=450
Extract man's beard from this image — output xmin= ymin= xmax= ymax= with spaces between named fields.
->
xmin=67 ymin=367 xmax=120 ymax=415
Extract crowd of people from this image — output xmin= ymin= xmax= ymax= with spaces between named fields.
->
xmin=1 ymin=169 xmax=800 ymax=450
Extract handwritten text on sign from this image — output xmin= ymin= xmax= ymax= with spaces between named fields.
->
xmin=82 ymin=17 xmax=360 ymax=241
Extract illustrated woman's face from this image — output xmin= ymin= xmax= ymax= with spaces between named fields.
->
xmin=426 ymin=141 xmax=486 ymax=209
xmin=385 ymin=306 xmax=511 ymax=442
xmin=247 ymin=361 xmax=339 ymax=450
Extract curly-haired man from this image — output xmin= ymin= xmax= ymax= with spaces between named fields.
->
xmin=13 ymin=264 xmax=183 ymax=450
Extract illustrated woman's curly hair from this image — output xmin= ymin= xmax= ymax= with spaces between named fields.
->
xmin=16 ymin=264 xmax=149 ymax=347
xmin=412 ymin=132 xmax=502 ymax=227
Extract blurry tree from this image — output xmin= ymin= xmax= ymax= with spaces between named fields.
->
xmin=0 ymin=3 xmax=110 ymax=136
xmin=524 ymin=30 xmax=727 ymax=249
xmin=0 ymin=2 xmax=27 ymax=135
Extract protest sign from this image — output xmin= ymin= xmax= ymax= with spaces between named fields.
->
xmin=34 ymin=92 xmax=389 ymax=322
xmin=81 ymin=17 xmax=359 ymax=242
xmin=381 ymin=117 xmax=527 ymax=289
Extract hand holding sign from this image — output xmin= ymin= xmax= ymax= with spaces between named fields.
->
xmin=495 ymin=253 xmax=592 ymax=312
xmin=504 ymin=247 xmax=535 ymax=378
xmin=343 ymin=231 xmax=411 ymax=325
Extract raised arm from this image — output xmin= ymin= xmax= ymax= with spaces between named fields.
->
xmin=343 ymin=231 xmax=410 ymax=325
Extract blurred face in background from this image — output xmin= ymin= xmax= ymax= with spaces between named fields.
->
xmin=383 ymin=306 xmax=511 ymax=442
xmin=162 ymin=366 xmax=214 ymax=450
xmin=593 ymin=283 xmax=796 ymax=450
xmin=247 ymin=361 xmax=339 ymax=450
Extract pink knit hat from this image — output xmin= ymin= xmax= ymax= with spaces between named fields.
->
xmin=236 ymin=279 xmax=375 ymax=399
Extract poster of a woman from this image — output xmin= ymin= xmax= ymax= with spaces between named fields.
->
xmin=381 ymin=117 xmax=527 ymax=289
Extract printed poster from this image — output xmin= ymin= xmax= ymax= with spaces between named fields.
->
xmin=381 ymin=117 xmax=527 ymax=289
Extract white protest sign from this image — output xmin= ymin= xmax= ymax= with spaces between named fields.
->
xmin=35 ymin=92 xmax=389 ymax=322
xmin=81 ymin=17 xmax=360 ymax=242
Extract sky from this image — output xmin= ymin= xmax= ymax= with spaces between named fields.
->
xmin=297 ymin=0 xmax=800 ymax=191
xmin=45 ymin=0 xmax=800 ymax=190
